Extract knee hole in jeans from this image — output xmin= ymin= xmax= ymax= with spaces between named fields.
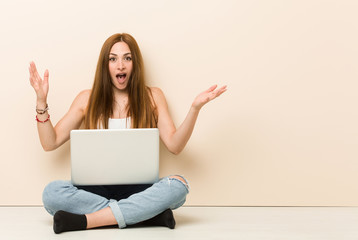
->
xmin=169 ymin=175 xmax=189 ymax=191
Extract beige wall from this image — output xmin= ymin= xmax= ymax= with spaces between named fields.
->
xmin=1 ymin=0 xmax=357 ymax=206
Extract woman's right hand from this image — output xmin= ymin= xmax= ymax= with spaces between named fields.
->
xmin=29 ymin=61 xmax=49 ymax=104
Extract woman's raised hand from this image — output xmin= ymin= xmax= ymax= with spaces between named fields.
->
xmin=29 ymin=61 xmax=49 ymax=103
xmin=192 ymin=85 xmax=227 ymax=110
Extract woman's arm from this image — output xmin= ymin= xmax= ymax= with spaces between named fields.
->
xmin=152 ymin=85 xmax=227 ymax=155
xmin=29 ymin=62 xmax=89 ymax=151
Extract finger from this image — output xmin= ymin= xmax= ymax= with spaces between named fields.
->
xmin=29 ymin=62 xmax=34 ymax=77
xmin=29 ymin=62 xmax=37 ymax=80
xmin=216 ymin=85 xmax=227 ymax=93
xmin=215 ymin=88 xmax=227 ymax=98
xmin=220 ymin=85 xmax=227 ymax=90
xmin=29 ymin=65 xmax=37 ymax=86
xmin=211 ymin=86 xmax=227 ymax=99
xmin=205 ymin=84 xmax=218 ymax=93
xmin=29 ymin=66 xmax=34 ymax=84
xmin=44 ymin=69 xmax=49 ymax=84
xmin=31 ymin=61 xmax=42 ymax=82
xmin=29 ymin=61 xmax=36 ymax=75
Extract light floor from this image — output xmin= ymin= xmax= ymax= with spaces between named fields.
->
xmin=0 ymin=206 xmax=357 ymax=240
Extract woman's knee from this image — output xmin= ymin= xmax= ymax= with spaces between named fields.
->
xmin=168 ymin=175 xmax=190 ymax=192
xmin=165 ymin=175 xmax=189 ymax=209
xmin=42 ymin=180 xmax=73 ymax=215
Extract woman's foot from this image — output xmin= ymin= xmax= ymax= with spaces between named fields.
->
xmin=53 ymin=210 xmax=87 ymax=234
xmin=142 ymin=209 xmax=176 ymax=229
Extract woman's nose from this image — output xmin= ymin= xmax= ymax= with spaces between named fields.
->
xmin=117 ymin=60 xmax=125 ymax=70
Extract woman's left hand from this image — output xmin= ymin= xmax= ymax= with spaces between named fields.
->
xmin=192 ymin=85 xmax=227 ymax=110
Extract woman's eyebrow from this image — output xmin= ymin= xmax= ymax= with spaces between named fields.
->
xmin=109 ymin=52 xmax=131 ymax=56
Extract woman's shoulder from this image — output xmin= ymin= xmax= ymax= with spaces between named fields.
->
xmin=148 ymin=87 xmax=167 ymax=108
xmin=72 ymin=89 xmax=91 ymax=111
xmin=77 ymin=89 xmax=91 ymax=98
xmin=148 ymin=87 xmax=165 ymax=99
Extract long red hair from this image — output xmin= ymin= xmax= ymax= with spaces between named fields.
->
xmin=84 ymin=33 xmax=157 ymax=129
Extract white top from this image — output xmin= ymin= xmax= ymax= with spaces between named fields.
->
xmin=108 ymin=117 xmax=131 ymax=129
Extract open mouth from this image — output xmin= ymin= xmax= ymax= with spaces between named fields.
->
xmin=116 ymin=73 xmax=127 ymax=84
xmin=116 ymin=73 xmax=127 ymax=79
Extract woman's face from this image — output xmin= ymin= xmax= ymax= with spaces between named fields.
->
xmin=108 ymin=42 xmax=133 ymax=91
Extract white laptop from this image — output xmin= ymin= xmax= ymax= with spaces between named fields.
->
xmin=70 ymin=128 xmax=159 ymax=185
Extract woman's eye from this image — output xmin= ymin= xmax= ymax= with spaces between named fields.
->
xmin=109 ymin=57 xmax=116 ymax=62
xmin=125 ymin=56 xmax=132 ymax=61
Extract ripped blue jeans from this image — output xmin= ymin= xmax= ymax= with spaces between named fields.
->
xmin=42 ymin=176 xmax=189 ymax=229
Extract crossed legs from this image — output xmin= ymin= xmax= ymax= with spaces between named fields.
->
xmin=43 ymin=176 xmax=189 ymax=233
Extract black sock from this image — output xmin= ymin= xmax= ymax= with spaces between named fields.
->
xmin=142 ymin=209 xmax=176 ymax=229
xmin=53 ymin=210 xmax=87 ymax=234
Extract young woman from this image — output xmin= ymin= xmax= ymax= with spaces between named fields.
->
xmin=29 ymin=33 xmax=227 ymax=234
